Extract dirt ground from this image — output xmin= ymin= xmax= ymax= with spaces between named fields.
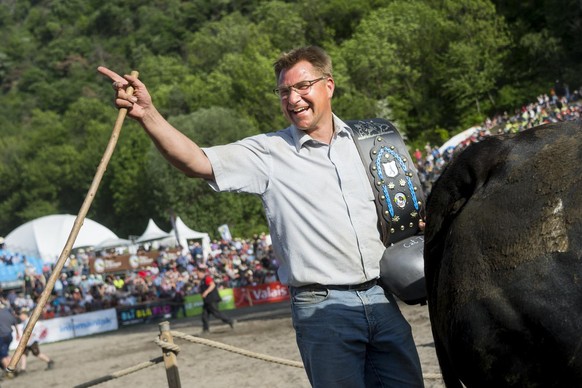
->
xmin=3 ymin=301 xmax=444 ymax=388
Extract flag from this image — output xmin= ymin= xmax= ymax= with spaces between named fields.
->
xmin=218 ymin=224 xmax=232 ymax=241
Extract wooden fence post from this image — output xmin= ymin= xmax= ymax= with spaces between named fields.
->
xmin=159 ymin=321 xmax=181 ymax=388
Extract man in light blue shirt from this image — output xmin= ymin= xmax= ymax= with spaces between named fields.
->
xmin=99 ymin=45 xmax=423 ymax=387
xmin=203 ymin=112 xmax=384 ymax=287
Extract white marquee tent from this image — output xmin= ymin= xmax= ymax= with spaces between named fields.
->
xmin=136 ymin=219 xmax=171 ymax=243
xmin=5 ymin=214 xmax=119 ymax=263
xmin=163 ymin=216 xmax=211 ymax=259
xmin=94 ymin=237 xmax=135 ymax=252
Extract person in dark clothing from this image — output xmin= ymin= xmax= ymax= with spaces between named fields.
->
xmin=196 ymin=265 xmax=234 ymax=333
xmin=17 ymin=309 xmax=54 ymax=373
xmin=0 ymin=303 xmax=19 ymax=372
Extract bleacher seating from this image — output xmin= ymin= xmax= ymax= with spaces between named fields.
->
xmin=0 ymin=248 xmax=45 ymax=283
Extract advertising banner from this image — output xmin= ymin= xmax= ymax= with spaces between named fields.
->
xmin=11 ymin=308 xmax=118 ymax=349
xmin=116 ymin=300 xmax=175 ymax=326
xmin=183 ymin=289 xmax=235 ymax=317
xmin=233 ymin=282 xmax=290 ymax=308
xmin=89 ymin=249 xmax=181 ymax=274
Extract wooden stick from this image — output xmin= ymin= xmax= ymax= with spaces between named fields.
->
xmin=7 ymin=70 xmax=139 ymax=373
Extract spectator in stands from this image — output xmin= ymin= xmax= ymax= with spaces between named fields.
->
xmin=40 ymin=304 xmax=55 ymax=320
xmin=6 ymin=290 xmax=17 ymax=308
xmin=189 ymin=242 xmax=203 ymax=259
xmin=53 ymin=273 xmax=67 ymax=297
xmin=264 ymin=270 xmax=278 ymax=283
xmin=13 ymin=294 xmax=34 ymax=312
xmin=89 ymin=284 xmax=105 ymax=310
xmin=413 ymin=85 xmax=582 ymax=197
xmin=79 ymin=275 xmax=91 ymax=295
xmin=70 ymin=288 xmax=86 ymax=314
xmin=102 ymin=277 xmax=118 ymax=307
xmin=113 ymin=275 xmax=125 ymax=290
xmin=171 ymin=284 xmax=186 ymax=319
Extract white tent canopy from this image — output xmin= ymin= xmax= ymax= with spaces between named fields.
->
xmin=94 ymin=237 xmax=134 ymax=250
xmin=438 ymin=126 xmax=480 ymax=155
xmin=162 ymin=216 xmax=211 ymax=259
xmin=136 ymin=219 xmax=171 ymax=243
xmin=5 ymin=214 xmax=119 ymax=263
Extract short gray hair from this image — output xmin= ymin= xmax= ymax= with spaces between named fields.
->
xmin=273 ymin=46 xmax=333 ymax=80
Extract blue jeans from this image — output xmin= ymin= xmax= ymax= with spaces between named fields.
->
xmin=290 ymin=285 xmax=424 ymax=388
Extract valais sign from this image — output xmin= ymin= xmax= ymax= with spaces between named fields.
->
xmin=233 ymin=282 xmax=290 ymax=308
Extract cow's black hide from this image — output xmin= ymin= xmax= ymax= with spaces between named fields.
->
xmin=424 ymin=120 xmax=582 ymax=388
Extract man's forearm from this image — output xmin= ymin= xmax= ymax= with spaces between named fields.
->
xmin=140 ymin=109 xmax=214 ymax=180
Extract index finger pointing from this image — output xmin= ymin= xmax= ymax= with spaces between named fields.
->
xmin=97 ymin=66 xmax=126 ymax=85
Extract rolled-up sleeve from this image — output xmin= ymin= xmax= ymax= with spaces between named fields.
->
xmin=202 ymin=134 xmax=271 ymax=195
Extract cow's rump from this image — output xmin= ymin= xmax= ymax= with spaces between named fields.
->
xmin=424 ymin=121 xmax=582 ymax=387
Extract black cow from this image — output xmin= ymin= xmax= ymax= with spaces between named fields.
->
xmin=424 ymin=120 xmax=582 ymax=388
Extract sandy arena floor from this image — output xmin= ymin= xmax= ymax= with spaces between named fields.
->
xmin=3 ymin=301 xmax=444 ymax=388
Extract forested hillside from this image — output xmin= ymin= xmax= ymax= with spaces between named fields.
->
xmin=0 ymin=0 xmax=580 ymax=238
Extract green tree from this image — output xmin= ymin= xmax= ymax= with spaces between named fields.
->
xmin=299 ymin=0 xmax=379 ymax=45
xmin=340 ymin=1 xmax=448 ymax=137
xmin=103 ymin=125 xmax=153 ymax=236
xmin=341 ymin=0 xmax=510 ymax=137
xmin=184 ymin=12 xmax=256 ymax=73
xmin=492 ymin=0 xmax=582 ymax=98
xmin=253 ymin=1 xmax=307 ymax=51
xmin=436 ymin=0 xmax=510 ymax=128
xmin=0 ymin=109 xmax=86 ymax=231
xmin=135 ymin=2 xmax=187 ymax=55
xmin=208 ymin=43 xmax=287 ymax=133
xmin=135 ymin=54 xmax=203 ymax=117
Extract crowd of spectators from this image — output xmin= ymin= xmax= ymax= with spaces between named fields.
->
xmin=0 ymin=233 xmax=278 ymax=320
xmin=415 ymin=86 xmax=582 ymax=195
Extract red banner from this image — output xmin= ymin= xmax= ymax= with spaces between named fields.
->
xmin=233 ymin=282 xmax=290 ymax=308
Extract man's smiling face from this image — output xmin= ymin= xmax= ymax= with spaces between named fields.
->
xmin=277 ymin=60 xmax=334 ymax=133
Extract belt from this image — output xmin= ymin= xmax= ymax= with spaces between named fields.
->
xmin=294 ymin=279 xmax=378 ymax=292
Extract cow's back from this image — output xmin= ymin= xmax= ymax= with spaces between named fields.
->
xmin=424 ymin=121 xmax=582 ymax=387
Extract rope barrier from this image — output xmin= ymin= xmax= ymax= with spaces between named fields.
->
xmin=169 ymin=330 xmax=305 ymax=368
xmin=74 ymin=324 xmax=443 ymax=387
xmin=73 ymin=357 xmax=163 ymax=388
xmin=167 ymin=330 xmax=442 ymax=380
xmin=155 ymin=337 xmax=181 ymax=354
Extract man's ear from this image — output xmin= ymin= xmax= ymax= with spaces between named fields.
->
xmin=326 ymin=77 xmax=335 ymax=98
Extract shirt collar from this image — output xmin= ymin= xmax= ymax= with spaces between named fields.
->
xmin=290 ymin=113 xmax=353 ymax=152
